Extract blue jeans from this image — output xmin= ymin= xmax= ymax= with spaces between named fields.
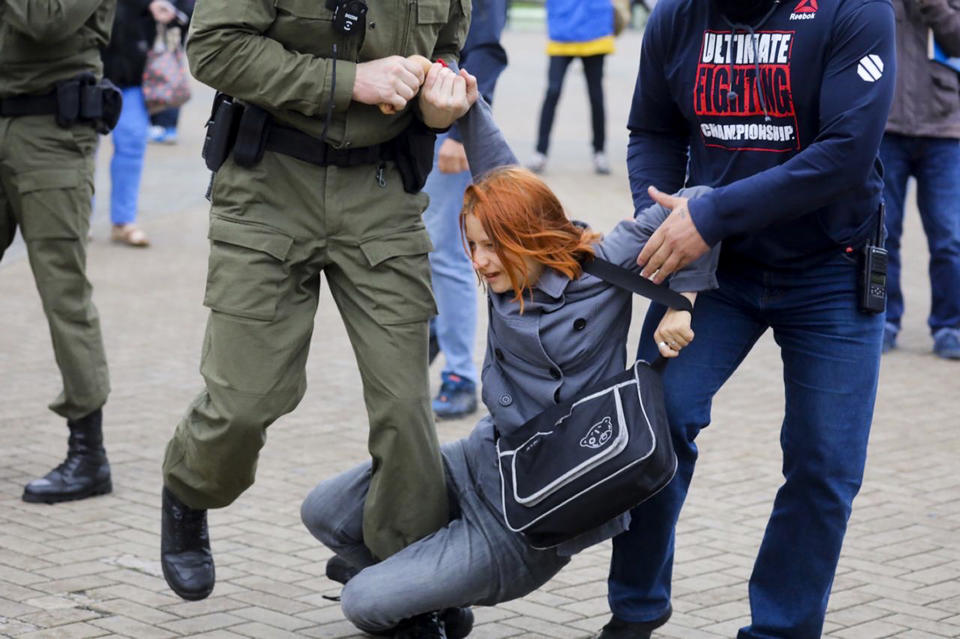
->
xmin=423 ymin=134 xmax=477 ymax=383
xmin=611 ymin=253 xmax=883 ymax=639
xmin=879 ymin=134 xmax=960 ymax=334
xmin=110 ymin=87 xmax=149 ymax=226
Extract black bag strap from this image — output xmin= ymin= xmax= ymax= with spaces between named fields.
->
xmin=583 ymin=257 xmax=694 ymax=313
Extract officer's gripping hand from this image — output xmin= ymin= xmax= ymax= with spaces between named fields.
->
xmin=353 ymin=56 xmax=428 ymax=113
xmin=418 ymin=66 xmax=479 ymax=131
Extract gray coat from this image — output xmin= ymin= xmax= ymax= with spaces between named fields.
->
xmin=886 ymin=0 xmax=960 ymax=139
xmin=455 ymin=100 xmax=719 ymax=555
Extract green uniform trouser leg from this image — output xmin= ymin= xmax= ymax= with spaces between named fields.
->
xmin=163 ymin=153 xmax=448 ymax=559
xmin=0 ymin=115 xmax=110 ymax=420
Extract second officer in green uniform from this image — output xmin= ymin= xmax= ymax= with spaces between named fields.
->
xmin=159 ymin=0 xmax=472 ymax=604
xmin=1 ymin=0 xmax=119 ymax=505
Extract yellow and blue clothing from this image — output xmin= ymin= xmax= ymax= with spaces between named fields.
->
xmin=545 ymin=0 xmax=615 ymax=56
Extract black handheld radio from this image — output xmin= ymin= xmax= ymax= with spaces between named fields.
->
xmin=326 ymin=0 xmax=368 ymax=35
xmin=858 ymin=203 xmax=888 ymax=314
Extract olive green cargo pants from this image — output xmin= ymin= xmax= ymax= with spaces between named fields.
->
xmin=162 ymin=150 xmax=448 ymax=559
xmin=0 ymin=114 xmax=110 ymax=420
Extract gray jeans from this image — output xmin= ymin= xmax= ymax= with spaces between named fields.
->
xmin=301 ymin=438 xmax=570 ymax=633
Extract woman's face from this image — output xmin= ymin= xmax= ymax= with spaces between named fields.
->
xmin=464 ymin=214 xmax=544 ymax=295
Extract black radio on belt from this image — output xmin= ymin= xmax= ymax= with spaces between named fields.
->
xmin=326 ymin=0 xmax=367 ymax=35
xmin=858 ymin=203 xmax=888 ymax=314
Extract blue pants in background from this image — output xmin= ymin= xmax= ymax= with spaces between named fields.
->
xmin=879 ymin=133 xmax=960 ymax=336
xmin=110 ymin=87 xmax=149 ymax=226
xmin=611 ymin=253 xmax=883 ymax=639
xmin=422 ymin=133 xmax=478 ymax=384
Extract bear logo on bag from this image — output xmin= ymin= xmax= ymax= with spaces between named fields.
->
xmin=580 ymin=416 xmax=613 ymax=449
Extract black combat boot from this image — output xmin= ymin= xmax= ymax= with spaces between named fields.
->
xmin=393 ymin=611 xmax=447 ymax=638
xmin=325 ymin=555 xmax=359 ymax=585
xmin=161 ymin=486 xmax=215 ymax=601
xmin=442 ymin=607 xmax=474 ymax=639
xmin=22 ymin=409 xmax=112 ymax=504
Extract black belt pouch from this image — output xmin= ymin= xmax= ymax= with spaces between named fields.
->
xmin=392 ymin=120 xmax=437 ymax=194
xmin=202 ymin=94 xmax=243 ymax=171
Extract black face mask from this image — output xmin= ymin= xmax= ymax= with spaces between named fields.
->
xmin=714 ymin=0 xmax=778 ymax=23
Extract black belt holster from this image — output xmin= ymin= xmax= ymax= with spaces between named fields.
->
xmin=387 ymin=119 xmax=437 ymax=194
xmin=0 ymin=73 xmax=122 ymax=134
xmin=202 ymin=93 xmax=243 ymax=172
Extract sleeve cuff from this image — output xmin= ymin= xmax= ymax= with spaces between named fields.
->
xmin=447 ymin=123 xmax=462 ymax=142
xmin=669 ymin=271 xmax=718 ymax=293
xmin=687 ymin=193 xmax=723 ymax=247
xmin=333 ymin=60 xmax=356 ymax=113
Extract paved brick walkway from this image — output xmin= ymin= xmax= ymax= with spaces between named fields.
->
xmin=2 ymin=27 xmax=958 ymax=639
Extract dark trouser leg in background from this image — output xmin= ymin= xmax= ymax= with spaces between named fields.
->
xmin=581 ymin=54 xmax=607 ymax=153
xmin=879 ymin=134 xmax=912 ymax=336
xmin=535 ymin=56 xmax=574 ymax=155
xmin=913 ymin=137 xmax=960 ymax=336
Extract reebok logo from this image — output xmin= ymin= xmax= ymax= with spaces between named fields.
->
xmin=790 ymin=0 xmax=817 ymax=20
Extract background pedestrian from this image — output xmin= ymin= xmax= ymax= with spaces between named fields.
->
xmin=101 ymin=0 xmax=192 ymax=247
xmin=527 ymin=0 xmax=615 ymax=175
xmin=879 ymin=0 xmax=960 ymax=359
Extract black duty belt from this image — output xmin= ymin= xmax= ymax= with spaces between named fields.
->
xmin=265 ymin=123 xmax=390 ymax=167
xmin=0 ymin=92 xmax=58 ymax=118
xmin=228 ymin=101 xmax=392 ymax=169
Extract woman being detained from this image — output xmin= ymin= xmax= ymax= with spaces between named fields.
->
xmin=300 ymin=98 xmax=720 ymax=639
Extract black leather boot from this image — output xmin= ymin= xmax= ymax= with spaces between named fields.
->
xmin=442 ymin=607 xmax=474 ymax=639
xmin=161 ymin=486 xmax=215 ymax=601
xmin=23 ymin=409 xmax=112 ymax=504
xmin=393 ymin=611 xmax=447 ymax=639
xmin=325 ymin=555 xmax=359 ymax=585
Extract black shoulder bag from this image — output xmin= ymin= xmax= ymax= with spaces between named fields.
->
xmin=497 ymin=257 xmax=692 ymax=549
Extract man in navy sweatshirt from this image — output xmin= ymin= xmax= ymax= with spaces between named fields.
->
xmin=601 ymin=0 xmax=896 ymax=638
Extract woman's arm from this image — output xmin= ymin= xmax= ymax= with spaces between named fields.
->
xmin=457 ymin=97 xmax=518 ymax=179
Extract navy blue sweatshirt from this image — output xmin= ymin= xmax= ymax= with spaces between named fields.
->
xmin=628 ymin=0 xmax=896 ymax=266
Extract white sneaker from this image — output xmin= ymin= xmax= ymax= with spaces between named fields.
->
xmin=147 ymin=125 xmax=166 ymax=143
xmin=527 ymin=152 xmax=547 ymax=174
xmin=593 ymin=151 xmax=611 ymax=175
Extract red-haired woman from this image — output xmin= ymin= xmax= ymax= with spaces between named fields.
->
xmin=301 ymin=99 xmax=720 ymax=639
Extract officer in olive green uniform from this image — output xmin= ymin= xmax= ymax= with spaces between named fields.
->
xmin=159 ymin=0 xmax=471 ymax=602
xmin=0 ymin=1 xmax=116 ymax=504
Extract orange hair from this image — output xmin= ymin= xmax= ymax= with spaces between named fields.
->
xmin=461 ymin=166 xmax=603 ymax=311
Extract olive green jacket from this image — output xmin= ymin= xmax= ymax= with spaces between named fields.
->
xmin=0 ymin=0 xmax=116 ymax=98
xmin=187 ymin=0 xmax=471 ymax=149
